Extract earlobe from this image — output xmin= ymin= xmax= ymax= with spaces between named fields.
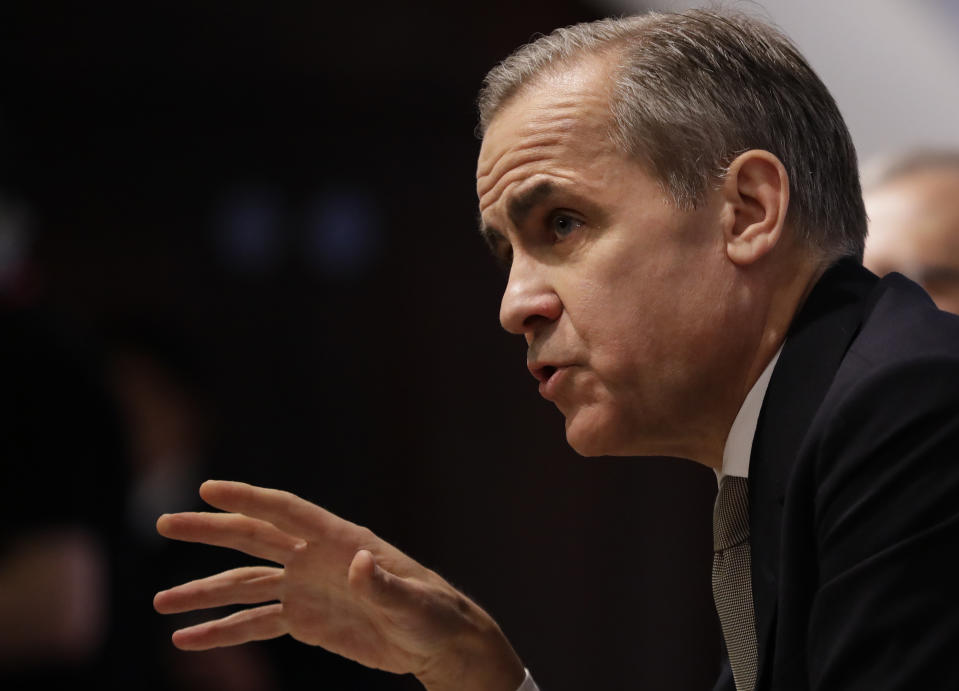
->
xmin=722 ymin=150 xmax=790 ymax=266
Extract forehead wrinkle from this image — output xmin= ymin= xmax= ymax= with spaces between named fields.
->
xmin=476 ymin=134 xmax=565 ymax=198
xmin=478 ymin=151 xmax=559 ymax=214
xmin=477 ymin=75 xmax=618 ymax=218
xmin=480 ymin=167 xmax=579 ymax=223
xmin=476 ymin=116 xmax=578 ymax=186
xmin=475 ymin=101 xmax=590 ymax=180
xmin=477 ymin=128 xmax=587 ymax=216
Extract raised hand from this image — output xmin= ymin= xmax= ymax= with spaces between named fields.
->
xmin=153 ymin=480 xmax=523 ymax=691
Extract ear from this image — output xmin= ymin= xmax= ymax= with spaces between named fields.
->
xmin=720 ymin=150 xmax=790 ymax=266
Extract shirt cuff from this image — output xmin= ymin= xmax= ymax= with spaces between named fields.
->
xmin=516 ymin=668 xmax=540 ymax=691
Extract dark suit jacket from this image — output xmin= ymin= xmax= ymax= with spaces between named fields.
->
xmin=714 ymin=259 xmax=959 ymax=690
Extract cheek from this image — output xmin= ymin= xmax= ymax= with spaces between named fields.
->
xmin=574 ymin=274 xmax=649 ymax=335
xmin=581 ymin=333 xmax=657 ymax=402
xmin=571 ymin=281 xmax=660 ymax=379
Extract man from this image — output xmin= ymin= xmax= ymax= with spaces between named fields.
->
xmin=863 ymin=150 xmax=959 ymax=314
xmin=154 ymin=10 xmax=959 ymax=691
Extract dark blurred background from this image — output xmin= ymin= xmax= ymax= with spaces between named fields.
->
xmin=0 ymin=2 xmax=719 ymax=689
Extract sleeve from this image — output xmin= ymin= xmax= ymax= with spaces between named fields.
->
xmin=807 ymin=356 xmax=959 ymax=689
xmin=516 ymin=668 xmax=540 ymax=691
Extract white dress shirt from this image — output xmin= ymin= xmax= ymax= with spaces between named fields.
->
xmin=516 ymin=347 xmax=784 ymax=691
xmin=516 ymin=669 xmax=539 ymax=691
xmin=717 ymin=346 xmax=783 ymax=481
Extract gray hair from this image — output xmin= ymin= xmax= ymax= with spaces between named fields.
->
xmin=477 ymin=10 xmax=867 ymax=261
xmin=861 ymin=149 xmax=959 ymax=192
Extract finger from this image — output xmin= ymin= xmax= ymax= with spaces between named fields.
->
xmin=348 ymin=549 xmax=420 ymax=613
xmin=156 ymin=512 xmax=305 ymax=564
xmin=171 ymin=603 xmax=287 ymax=650
xmin=154 ymin=566 xmax=283 ymax=614
xmin=199 ymin=480 xmax=353 ymax=542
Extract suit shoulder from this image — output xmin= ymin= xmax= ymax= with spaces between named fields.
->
xmin=844 ymin=272 xmax=959 ymax=370
xmin=806 ymin=313 xmax=959 ymax=580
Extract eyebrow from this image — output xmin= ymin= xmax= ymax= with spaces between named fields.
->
xmin=478 ymin=180 xmax=558 ymax=247
xmin=507 ymin=180 xmax=557 ymax=228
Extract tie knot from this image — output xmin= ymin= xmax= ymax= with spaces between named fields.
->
xmin=713 ymin=475 xmax=750 ymax=552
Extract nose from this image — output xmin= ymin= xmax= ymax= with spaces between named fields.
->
xmin=499 ymin=254 xmax=562 ymax=337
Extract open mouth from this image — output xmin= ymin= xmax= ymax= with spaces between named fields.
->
xmin=540 ymin=365 xmax=558 ymax=381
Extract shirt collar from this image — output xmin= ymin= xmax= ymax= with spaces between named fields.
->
xmin=717 ymin=345 xmax=784 ymax=481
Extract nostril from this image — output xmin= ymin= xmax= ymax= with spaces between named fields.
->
xmin=522 ymin=313 xmax=555 ymax=330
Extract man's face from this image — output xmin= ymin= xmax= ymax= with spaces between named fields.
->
xmin=864 ymin=169 xmax=959 ymax=315
xmin=476 ymin=59 xmax=747 ymax=459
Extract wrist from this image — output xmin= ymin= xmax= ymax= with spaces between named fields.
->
xmin=417 ymin=603 xmax=524 ymax=691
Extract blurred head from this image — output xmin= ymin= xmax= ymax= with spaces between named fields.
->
xmin=863 ymin=150 xmax=959 ymax=314
xmin=475 ymin=11 xmax=851 ymax=464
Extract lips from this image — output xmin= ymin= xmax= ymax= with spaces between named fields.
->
xmin=528 ymin=361 xmax=571 ymax=400
xmin=529 ymin=363 xmax=559 ymax=383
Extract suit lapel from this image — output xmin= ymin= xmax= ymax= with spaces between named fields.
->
xmin=749 ymin=259 xmax=876 ymax=689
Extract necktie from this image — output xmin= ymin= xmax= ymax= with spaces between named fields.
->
xmin=712 ymin=475 xmax=758 ymax=691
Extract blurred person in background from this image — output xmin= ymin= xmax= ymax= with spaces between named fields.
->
xmin=0 ymin=193 xmax=129 ymax=687
xmin=103 ymin=315 xmax=280 ymax=691
xmin=0 ymin=184 xmax=277 ymax=688
xmin=863 ymin=150 xmax=959 ymax=314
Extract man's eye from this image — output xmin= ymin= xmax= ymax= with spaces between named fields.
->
xmin=495 ymin=245 xmax=513 ymax=271
xmin=551 ymin=214 xmax=584 ymax=240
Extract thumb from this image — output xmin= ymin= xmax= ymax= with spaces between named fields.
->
xmin=348 ymin=549 xmax=417 ymax=611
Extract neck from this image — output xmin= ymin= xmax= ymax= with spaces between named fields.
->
xmin=697 ymin=248 xmax=828 ymax=470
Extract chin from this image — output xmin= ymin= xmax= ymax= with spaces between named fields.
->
xmin=563 ymin=405 xmax=675 ymax=458
xmin=563 ymin=409 xmax=626 ymax=457
xmin=565 ymin=434 xmax=605 ymax=457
